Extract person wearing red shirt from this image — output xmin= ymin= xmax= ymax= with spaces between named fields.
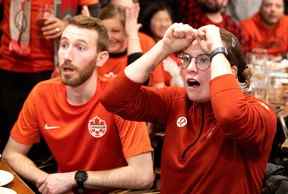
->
xmin=0 ymin=0 xmax=101 ymax=153
xmin=240 ymin=0 xmax=288 ymax=57
xmin=3 ymin=15 xmax=153 ymax=194
xmin=179 ymin=0 xmax=244 ymax=43
xmin=100 ymin=23 xmax=276 ymax=194
xmin=98 ymin=3 xmax=165 ymax=88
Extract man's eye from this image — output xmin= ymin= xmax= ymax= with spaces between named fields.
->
xmin=77 ymin=45 xmax=87 ymax=51
xmin=60 ymin=42 xmax=69 ymax=49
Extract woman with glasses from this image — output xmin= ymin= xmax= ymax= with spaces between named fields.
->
xmin=100 ymin=23 xmax=276 ymax=194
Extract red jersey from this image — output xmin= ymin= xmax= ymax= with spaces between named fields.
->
xmin=240 ymin=13 xmax=288 ymax=56
xmin=101 ymin=73 xmax=276 ymax=194
xmin=179 ymin=0 xmax=243 ymax=42
xmin=11 ymin=78 xmax=152 ymax=179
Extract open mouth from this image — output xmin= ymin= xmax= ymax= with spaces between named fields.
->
xmin=186 ymin=78 xmax=200 ymax=87
xmin=63 ymin=67 xmax=74 ymax=71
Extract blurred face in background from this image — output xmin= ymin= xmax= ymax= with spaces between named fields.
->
xmin=150 ymin=9 xmax=172 ymax=41
xmin=260 ymin=0 xmax=284 ymax=26
xmin=197 ymin=0 xmax=228 ymax=13
xmin=102 ymin=15 xmax=127 ymax=53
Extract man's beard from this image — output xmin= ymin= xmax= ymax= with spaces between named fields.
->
xmin=198 ymin=1 xmax=223 ymax=13
xmin=60 ymin=61 xmax=96 ymax=87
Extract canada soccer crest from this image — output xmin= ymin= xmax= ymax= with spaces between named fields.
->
xmin=88 ymin=116 xmax=107 ymax=138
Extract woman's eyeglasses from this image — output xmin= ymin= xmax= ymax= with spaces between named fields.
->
xmin=177 ymin=53 xmax=210 ymax=71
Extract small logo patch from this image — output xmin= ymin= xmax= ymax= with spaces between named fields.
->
xmin=44 ymin=124 xmax=60 ymax=130
xmin=88 ymin=116 xmax=107 ymax=138
xmin=176 ymin=116 xmax=188 ymax=127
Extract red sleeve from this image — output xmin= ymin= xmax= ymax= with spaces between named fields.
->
xmin=11 ymin=87 xmax=41 ymax=145
xmin=100 ymin=72 xmax=171 ymax=123
xmin=210 ymin=74 xmax=276 ymax=153
xmin=114 ymin=116 xmax=152 ymax=159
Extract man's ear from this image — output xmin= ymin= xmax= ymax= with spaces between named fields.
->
xmin=96 ymin=51 xmax=109 ymax=67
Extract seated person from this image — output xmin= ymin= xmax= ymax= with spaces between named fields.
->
xmin=3 ymin=15 xmax=154 ymax=194
xmin=100 ymin=23 xmax=276 ymax=194
xmin=98 ymin=3 xmax=165 ymax=88
xmin=240 ymin=0 xmax=288 ymax=57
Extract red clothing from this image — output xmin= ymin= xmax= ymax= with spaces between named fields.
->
xmin=101 ymin=73 xmax=276 ymax=194
xmin=11 ymin=78 xmax=152 ymax=193
xmin=240 ymin=13 xmax=288 ymax=56
xmin=0 ymin=0 xmax=97 ymax=73
xmin=98 ymin=33 xmax=165 ymax=85
xmin=179 ymin=0 xmax=243 ymax=42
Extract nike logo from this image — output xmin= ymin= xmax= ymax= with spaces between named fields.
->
xmin=44 ymin=124 xmax=60 ymax=130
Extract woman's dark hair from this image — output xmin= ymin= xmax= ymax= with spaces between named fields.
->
xmin=220 ymin=28 xmax=251 ymax=87
xmin=139 ymin=1 xmax=174 ymax=38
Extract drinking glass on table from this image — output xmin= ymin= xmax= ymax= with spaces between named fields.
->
xmin=248 ymin=48 xmax=270 ymax=102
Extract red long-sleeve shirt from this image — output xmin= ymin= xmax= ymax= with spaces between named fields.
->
xmin=101 ymin=72 xmax=276 ymax=194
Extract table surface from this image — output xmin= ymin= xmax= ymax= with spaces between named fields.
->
xmin=0 ymin=159 xmax=35 ymax=194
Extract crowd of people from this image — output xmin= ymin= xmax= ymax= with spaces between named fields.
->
xmin=0 ymin=0 xmax=286 ymax=194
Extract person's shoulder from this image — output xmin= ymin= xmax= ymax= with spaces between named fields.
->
xmin=240 ymin=13 xmax=258 ymax=26
xmin=279 ymin=15 xmax=288 ymax=26
xmin=138 ymin=32 xmax=155 ymax=50
xmin=32 ymin=77 xmax=62 ymax=94
xmin=249 ymin=96 xmax=276 ymax=117
xmin=138 ymin=32 xmax=154 ymax=42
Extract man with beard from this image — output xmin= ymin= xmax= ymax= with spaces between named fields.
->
xmin=2 ymin=15 xmax=154 ymax=194
xmin=179 ymin=0 xmax=244 ymax=42
xmin=240 ymin=0 xmax=288 ymax=57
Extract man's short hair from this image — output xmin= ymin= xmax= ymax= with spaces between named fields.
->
xmin=68 ymin=15 xmax=109 ymax=52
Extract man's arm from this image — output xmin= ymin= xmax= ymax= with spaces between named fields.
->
xmin=85 ymin=152 xmax=154 ymax=189
xmin=2 ymin=138 xmax=48 ymax=186
xmin=35 ymin=153 xmax=153 ymax=194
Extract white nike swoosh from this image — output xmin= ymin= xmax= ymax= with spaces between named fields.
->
xmin=44 ymin=124 xmax=60 ymax=130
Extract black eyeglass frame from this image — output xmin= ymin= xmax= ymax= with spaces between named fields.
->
xmin=177 ymin=52 xmax=211 ymax=71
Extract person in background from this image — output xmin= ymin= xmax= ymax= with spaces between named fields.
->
xmin=0 ymin=0 xmax=100 ymax=155
xmin=98 ymin=3 xmax=165 ymax=88
xmin=179 ymin=0 xmax=245 ymax=43
xmin=140 ymin=1 xmax=183 ymax=87
xmin=240 ymin=0 xmax=288 ymax=58
xmin=3 ymin=15 xmax=153 ymax=194
xmin=100 ymin=23 xmax=276 ymax=194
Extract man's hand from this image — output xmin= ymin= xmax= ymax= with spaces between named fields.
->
xmin=37 ymin=172 xmax=75 ymax=194
xmin=196 ymin=25 xmax=224 ymax=54
xmin=41 ymin=16 xmax=68 ymax=40
xmin=161 ymin=23 xmax=196 ymax=55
